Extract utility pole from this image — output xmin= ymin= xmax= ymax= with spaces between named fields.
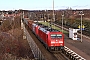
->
xmin=48 ymin=14 xmax=50 ymax=21
xmin=23 ymin=11 xmax=24 ymax=18
xmin=48 ymin=14 xmax=50 ymax=26
xmin=53 ymin=0 xmax=55 ymax=22
xmin=62 ymin=11 xmax=64 ymax=33
xmin=21 ymin=11 xmax=23 ymax=29
xmin=1 ymin=11 xmax=4 ymax=20
xmin=53 ymin=0 xmax=55 ymax=29
xmin=40 ymin=14 xmax=41 ymax=20
xmin=79 ymin=11 xmax=84 ymax=42
xmin=44 ymin=14 xmax=46 ymax=22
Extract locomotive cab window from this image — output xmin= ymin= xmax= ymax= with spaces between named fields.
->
xmin=51 ymin=34 xmax=62 ymax=38
xmin=57 ymin=34 xmax=62 ymax=38
xmin=51 ymin=34 xmax=56 ymax=38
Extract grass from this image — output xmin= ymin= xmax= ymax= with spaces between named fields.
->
xmin=39 ymin=22 xmax=68 ymax=34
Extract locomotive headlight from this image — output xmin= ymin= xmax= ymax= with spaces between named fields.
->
xmin=51 ymin=44 xmax=54 ymax=46
xmin=60 ymin=44 xmax=62 ymax=46
xmin=51 ymin=43 xmax=54 ymax=46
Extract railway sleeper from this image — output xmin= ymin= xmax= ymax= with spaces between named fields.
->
xmin=64 ymin=51 xmax=82 ymax=60
xmin=64 ymin=48 xmax=86 ymax=60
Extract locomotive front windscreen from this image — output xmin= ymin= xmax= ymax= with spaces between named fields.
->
xmin=51 ymin=34 xmax=62 ymax=38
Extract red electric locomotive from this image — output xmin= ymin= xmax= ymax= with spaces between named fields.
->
xmin=24 ymin=18 xmax=64 ymax=51
xmin=31 ymin=22 xmax=64 ymax=51
xmin=38 ymin=26 xmax=64 ymax=51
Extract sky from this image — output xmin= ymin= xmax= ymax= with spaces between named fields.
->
xmin=0 ymin=0 xmax=90 ymax=10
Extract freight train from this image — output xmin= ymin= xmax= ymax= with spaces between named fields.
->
xmin=23 ymin=18 xmax=64 ymax=51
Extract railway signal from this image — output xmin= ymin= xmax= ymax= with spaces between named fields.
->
xmin=78 ymin=25 xmax=85 ymax=30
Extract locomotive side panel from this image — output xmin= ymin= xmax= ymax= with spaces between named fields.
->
xmin=32 ymin=24 xmax=36 ymax=33
xmin=38 ymin=28 xmax=48 ymax=46
xmin=35 ymin=25 xmax=40 ymax=36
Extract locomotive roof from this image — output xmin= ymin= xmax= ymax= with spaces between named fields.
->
xmin=39 ymin=25 xmax=60 ymax=33
xmin=34 ymin=22 xmax=60 ymax=33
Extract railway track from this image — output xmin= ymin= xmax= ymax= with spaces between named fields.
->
xmin=53 ymin=53 xmax=67 ymax=60
xmin=63 ymin=46 xmax=86 ymax=60
xmin=52 ymin=51 xmax=70 ymax=60
xmin=51 ymin=46 xmax=86 ymax=60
